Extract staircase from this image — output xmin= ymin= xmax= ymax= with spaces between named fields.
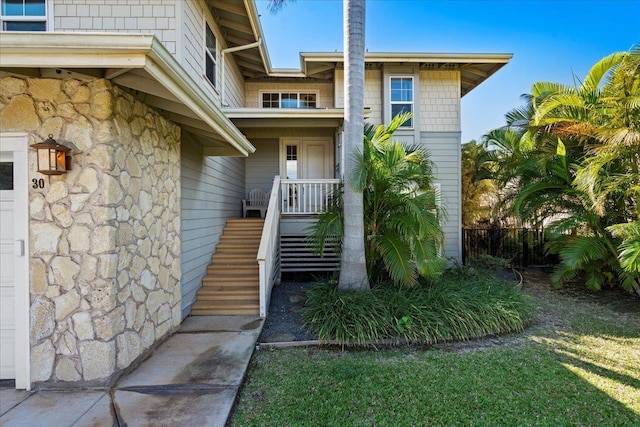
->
xmin=190 ymin=218 xmax=264 ymax=315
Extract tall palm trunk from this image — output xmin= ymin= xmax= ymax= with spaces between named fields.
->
xmin=339 ymin=0 xmax=369 ymax=290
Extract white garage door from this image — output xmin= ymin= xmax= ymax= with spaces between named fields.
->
xmin=0 ymin=152 xmax=16 ymax=379
xmin=0 ymin=134 xmax=29 ymax=388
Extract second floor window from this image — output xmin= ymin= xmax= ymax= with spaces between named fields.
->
xmin=1 ymin=0 xmax=47 ymax=31
xmin=262 ymin=92 xmax=317 ymax=109
xmin=205 ymin=23 xmax=216 ymax=87
xmin=390 ymin=77 xmax=413 ymax=127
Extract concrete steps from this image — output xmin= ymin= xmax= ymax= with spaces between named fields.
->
xmin=191 ymin=218 xmax=263 ymax=316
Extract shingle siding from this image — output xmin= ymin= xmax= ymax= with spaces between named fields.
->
xmin=53 ymin=0 xmax=178 ymax=54
xmin=419 ymin=70 xmax=460 ymax=132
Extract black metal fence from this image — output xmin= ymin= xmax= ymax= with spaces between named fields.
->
xmin=462 ymin=227 xmax=559 ymax=267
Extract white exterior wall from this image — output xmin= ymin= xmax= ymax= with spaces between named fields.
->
xmin=53 ymin=0 xmax=178 ymax=54
xmin=180 ymin=134 xmax=245 ymax=318
xmin=245 ymin=82 xmax=333 ymax=108
xmin=245 ymin=139 xmax=279 ymax=194
xmin=334 ymin=69 xmax=382 ymax=124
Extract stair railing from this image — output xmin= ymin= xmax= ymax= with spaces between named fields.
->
xmin=281 ymin=179 xmax=341 ymax=214
xmin=257 ymin=175 xmax=282 ymax=318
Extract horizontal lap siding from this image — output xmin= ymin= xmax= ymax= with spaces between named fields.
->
xmin=245 ymin=139 xmax=279 ymax=194
xmin=421 ymin=132 xmax=462 ymax=261
xmin=180 ymin=133 xmax=245 ymax=317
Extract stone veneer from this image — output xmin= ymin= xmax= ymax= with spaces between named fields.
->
xmin=0 ymin=76 xmax=181 ymax=387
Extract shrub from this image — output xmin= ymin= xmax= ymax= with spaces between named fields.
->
xmin=468 ymin=254 xmax=513 ymax=270
xmin=303 ymin=268 xmax=533 ymax=346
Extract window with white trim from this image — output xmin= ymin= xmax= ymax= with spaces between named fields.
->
xmin=205 ymin=23 xmax=217 ymax=87
xmin=261 ymin=92 xmax=317 ymax=109
xmin=1 ymin=0 xmax=47 ymax=31
xmin=390 ymin=77 xmax=413 ymax=127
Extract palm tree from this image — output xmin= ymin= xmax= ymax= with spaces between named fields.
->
xmin=487 ymin=47 xmax=640 ymax=294
xmin=339 ymin=0 xmax=369 ymax=290
xmin=310 ymin=113 xmax=445 ymax=287
xmin=461 ymin=140 xmax=497 ymax=226
xmin=269 ymin=0 xmax=369 ymax=290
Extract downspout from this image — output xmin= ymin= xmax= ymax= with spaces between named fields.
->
xmin=221 ymin=38 xmax=262 ymax=107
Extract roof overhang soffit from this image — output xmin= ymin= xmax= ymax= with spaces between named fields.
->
xmin=300 ymin=52 xmax=513 ymax=96
xmin=0 ymin=33 xmax=254 ymax=157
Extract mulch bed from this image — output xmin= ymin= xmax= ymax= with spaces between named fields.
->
xmin=259 ymin=279 xmax=317 ymax=343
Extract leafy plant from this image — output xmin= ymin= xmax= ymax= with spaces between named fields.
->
xmin=485 ymin=46 xmax=640 ymax=295
xmin=302 ymin=268 xmax=533 ymax=346
xmin=308 ymin=113 xmax=446 ymax=287
xmin=468 ymin=254 xmax=513 ymax=270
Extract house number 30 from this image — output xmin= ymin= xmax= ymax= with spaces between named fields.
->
xmin=32 ymin=178 xmax=45 ymax=189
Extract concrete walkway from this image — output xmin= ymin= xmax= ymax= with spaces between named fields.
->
xmin=0 ymin=316 xmax=263 ymax=427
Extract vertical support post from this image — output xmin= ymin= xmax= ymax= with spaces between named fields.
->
xmin=522 ymin=228 xmax=530 ymax=267
xmin=461 ymin=227 xmax=466 ymax=265
xmin=490 ymin=225 xmax=498 ymax=257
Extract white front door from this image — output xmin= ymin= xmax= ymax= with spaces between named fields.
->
xmin=0 ymin=134 xmax=30 ymax=389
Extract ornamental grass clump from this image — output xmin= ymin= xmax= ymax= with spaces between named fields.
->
xmin=303 ymin=267 xmax=533 ymax=346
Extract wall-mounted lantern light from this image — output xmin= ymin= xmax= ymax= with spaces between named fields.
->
xmin=31 ymin=135 xmax=71 ymax=175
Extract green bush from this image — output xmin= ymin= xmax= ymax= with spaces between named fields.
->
xmin=303 ymin=268 xmax=533 ymax=346
xmin=468 ymin=254 xmax=513 ymax=270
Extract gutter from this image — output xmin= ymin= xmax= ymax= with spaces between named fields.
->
xmin=221 ymin=38 xmax=262 ymax=107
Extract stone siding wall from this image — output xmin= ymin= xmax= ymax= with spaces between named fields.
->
xmin=0 ymin=76 xmax=181 ymax=386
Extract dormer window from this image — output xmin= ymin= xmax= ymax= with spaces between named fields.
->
xmin=1 ymin=0 xmax=47 ymax=31
xmin=262 ymin=92 xmax=317 ymax=109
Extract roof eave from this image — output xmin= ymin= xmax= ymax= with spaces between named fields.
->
xmin=0 ymin=32 xmax=255 ymax=156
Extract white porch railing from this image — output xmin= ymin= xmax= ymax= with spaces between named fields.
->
xmin=257 ymin=176 xmax=281 ymax=318
xmin=281 ymin=179 xmax=341 ymax=215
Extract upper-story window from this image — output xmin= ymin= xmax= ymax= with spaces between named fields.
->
xmin=1 ymin=0 xmax=47 ymax=31
xmin=205 ymin=23 xmax=217 ymax=87
xmin=262 ymin=92 xmax=317 ymax=109
xmin=390 ymin=77 xmax=413 ymax=127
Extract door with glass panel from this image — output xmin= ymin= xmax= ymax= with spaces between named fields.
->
xmin=280 ymin=138 xmax=333 ymax=213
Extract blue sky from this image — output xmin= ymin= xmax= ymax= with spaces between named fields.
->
xmin=255 ymin=0 xmax=639 ymax=143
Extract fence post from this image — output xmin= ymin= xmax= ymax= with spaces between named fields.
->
xmin=461 ymin=228 xmax=466 ymax=265
xmin=490 ymin=225 xmax=498 ymax=257
xmin=522 ymin=228 xmax=529 ymax=267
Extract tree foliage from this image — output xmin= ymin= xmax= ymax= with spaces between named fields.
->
xmin=461 ymin=141 xmax=497 ymax=226
xmin=486 ymin=46 xmax=640 ymax=295
xmin=309 ymin=113 xmax=446 ymax=287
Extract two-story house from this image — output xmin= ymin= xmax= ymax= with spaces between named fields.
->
xmin=0 ymin=0 xmax=511 ymax=389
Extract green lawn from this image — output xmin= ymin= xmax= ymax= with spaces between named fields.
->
xmin=230 ymin=274 xmax=640 ymax=426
